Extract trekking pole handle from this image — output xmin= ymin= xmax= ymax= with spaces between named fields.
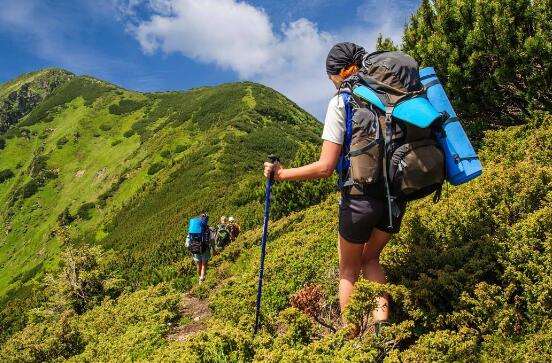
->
xmin=267 ymin=154 xmax=280 ymax=180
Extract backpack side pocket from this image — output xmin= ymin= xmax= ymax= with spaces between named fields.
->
xmin=389 ymin=139 xmax=444 ymax=201
xmin=348 ymin=108 xmax=383 ymax=185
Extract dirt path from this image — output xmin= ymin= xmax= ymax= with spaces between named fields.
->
xmin=167 ymin=292 xmax=211 ymax=341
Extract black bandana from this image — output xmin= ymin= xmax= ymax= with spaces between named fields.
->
xmin=325 ymin=42 xmax=366 ymax=75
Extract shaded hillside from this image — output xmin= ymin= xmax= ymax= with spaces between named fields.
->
xmin=0 ymin=72 xmax=322 ymax=302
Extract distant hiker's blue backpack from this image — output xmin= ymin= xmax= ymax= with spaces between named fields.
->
xmin=187 ymin=215 xmax=209 ymax=254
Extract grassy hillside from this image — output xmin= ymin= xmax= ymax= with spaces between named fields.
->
xmin=0 ymin=68 xmax=74 ymax=133
xmin=1 ymin=107 xmax=549 ymax=361
xmin=2 ymin=0 xmax=550 ymax=360
xmin=0 ymin=71 xmax=322 ymax=302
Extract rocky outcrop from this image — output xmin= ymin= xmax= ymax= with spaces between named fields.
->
xmin=0 ymin=69 xmax=74 ymax=133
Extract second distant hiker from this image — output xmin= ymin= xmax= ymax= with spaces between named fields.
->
xmin=214 ymin=215 xmax=231 ymax=252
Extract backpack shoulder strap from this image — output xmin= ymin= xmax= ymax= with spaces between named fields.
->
xmin=336 ymin=91 xmax=354 ymax=189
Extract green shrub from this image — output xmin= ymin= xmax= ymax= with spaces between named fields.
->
xmin=0 ymin=311 xmax=85 ymax=363
xmin=97 ymin=175 xmax=126 ymax=207
xmin=99 ymin=123 xmax=112 ymax=131
xmin=174 ymin=144 xmax=187 ymax=153
xmin=76 ymin=202 xmax=95 ymax=220
xmin=57 ymin=207 xmax=75 ymax=226
xmin=56 ymin=136 xmax=68 ymax=149
xmin=0 ymin=169 xmax=14 ymax=183
xmin=123 ymin=129 xmax=135 ymax=138
xmin=268 ymin=143 xmax=336 ymax=219
xmin=109 ymin=99 xmax=147 ymax=115
xmin=21 ymin=180 xmax=40 ymax=198
xmin=147 ymin=162 xmax=164 ymax=175
xmin=0 ymin=138 xmax=5 ymax=150
xmin=402 ymin=0 xmax=552 ymax=133
xmin=160 ymin=150 xmax=171 ymax=158
xmin=111 ymin=139 xmax=122 ymax=147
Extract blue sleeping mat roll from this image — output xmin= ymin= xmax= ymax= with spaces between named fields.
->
xmin=419 ymin=67 xmax=483 ymax=185
xmin=188 ymin=217 xmax=205 ymax=234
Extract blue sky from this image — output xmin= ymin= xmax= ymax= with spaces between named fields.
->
xmin=0 ymin=0 xmax=421 ymax=120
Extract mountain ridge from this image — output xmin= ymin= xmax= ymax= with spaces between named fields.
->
xmin=0 ymin=69 xmax=323 ymax=300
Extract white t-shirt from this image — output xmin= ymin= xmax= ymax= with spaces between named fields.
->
xmin=321 ymin=94 xmax=346 ymax=145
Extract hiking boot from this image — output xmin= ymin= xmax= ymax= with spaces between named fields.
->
xmin=199 ymin=276 xmax=205 ymax=285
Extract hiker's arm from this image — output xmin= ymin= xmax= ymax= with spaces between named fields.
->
xmin=264 ymin=140 xmax=341 ymax=181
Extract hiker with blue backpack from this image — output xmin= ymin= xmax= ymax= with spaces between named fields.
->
xmin=263 ymin=42 xmax=481 ymax=335
xmin=186 ymin=213 xmax=215 ymax=284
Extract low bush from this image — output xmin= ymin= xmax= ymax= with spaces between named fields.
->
xmin=57 ymin=207 xmax=75 ymax=226
xmin=108 ymin=99 xmax=147 ymax=115
xmin=76 ymin=202 xmax=95 ymax=220
xmin=147 ymin=162 xmax=164 ymax=175
xmin=123 ymin=129 xmax=135 ymax=138
xmin=56 ymin=136 xmax=68 ymax=149
xmin=174 ymin=144 xmax=187 ymax=153
xmin=0 ymin=169 xmax=14 ymax=183
xmin=99 ymin=123 xmax=112 ymax=131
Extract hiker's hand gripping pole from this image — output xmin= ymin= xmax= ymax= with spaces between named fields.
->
xmin=254 ymin=154 xmax=279 ymax=335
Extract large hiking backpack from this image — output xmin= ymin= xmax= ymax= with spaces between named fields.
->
xmin=215 ymin=223 xmax=230 ymax=249
xmin=187 ymin=216 xmax=209 ymax=254
xmin=339 ymin=51 xmax=446 ymax=227
xmin=228 ymin=223 xmax=240 ymax=241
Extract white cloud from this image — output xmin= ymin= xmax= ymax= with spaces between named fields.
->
xmin=132 ymin=0 xmax=276 ymax=76
xmin=128 ymin=0 xmax=340 ymax=119
xmin=126 ymin=0 xmax=421 ymax=119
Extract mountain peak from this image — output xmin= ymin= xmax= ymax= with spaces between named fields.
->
xmin=0 ymin=69 xmax=75 ymax=133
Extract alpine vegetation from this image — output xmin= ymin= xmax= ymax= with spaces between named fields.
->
xmin=0 ymin=0 xmax=551 ymax=362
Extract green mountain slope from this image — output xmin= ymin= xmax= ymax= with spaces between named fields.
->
xmin=2 ymin=0 xmax=551 ymax=360
xmin=1 ymin=109 xmax=549 ymax=362
xmin=0 ymin=68 xmax=74 ymax=133
xmin=0 ymin=72 xmax=322 ymax=299
xmin=137 ymin=113 xmax=550 ymax=362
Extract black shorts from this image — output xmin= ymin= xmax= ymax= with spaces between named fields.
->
xmin=338 ymin=193 xmax=407 ymax=244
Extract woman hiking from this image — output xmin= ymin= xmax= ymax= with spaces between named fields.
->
xmin=263 ymin=42 xmax=407 ymax=334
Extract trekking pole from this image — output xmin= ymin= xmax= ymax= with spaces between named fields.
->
xmin=254 ymin=154 xmax=279 ymax=335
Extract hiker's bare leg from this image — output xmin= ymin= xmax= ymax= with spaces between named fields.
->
xmin=338 ymin=234 xmax=365 ymax=314
xmin=361 ymin=228 xmax=392 ymax=322
xmin=200 ymin=261 xmax=208 ymax=280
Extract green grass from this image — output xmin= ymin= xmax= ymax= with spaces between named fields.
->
xmin=0 ymin=74 xmax=322 ymax=298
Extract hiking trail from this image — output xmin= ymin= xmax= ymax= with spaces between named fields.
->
xmin=168 ymin=292 xmax=211 ymax=341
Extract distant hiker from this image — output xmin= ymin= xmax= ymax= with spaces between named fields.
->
xmin=186 ymin=213 xmax=214 ymax=284
xmin=215 ymin=215 xmax=231 ymax=252
xmin=264 ymin=43 xmax=446 ymax=333
xmin=228 ymin=216 xmax=240 ymax=242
